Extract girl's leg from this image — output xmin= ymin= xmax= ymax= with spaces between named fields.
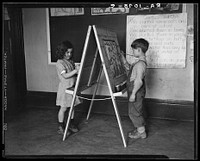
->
xmin=58 ymin=106 xmax=68 ymax=123
xmin=58 ymin=106 xmax=70 ymax=135
xmin=58 ymin=107 xmax=78 ymax=133
xmin=65 ymin=108 xmax=79 ymax=133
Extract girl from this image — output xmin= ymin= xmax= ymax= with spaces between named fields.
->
xmin=55 ymin=40 xmax=81 ymax=135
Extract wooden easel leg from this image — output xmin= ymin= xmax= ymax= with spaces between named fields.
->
xmin=63 ymin=26 xmax=92 ymax=141
xmin=62 ymin=95 xmax=76 ymax=141
xmin=87 ymin=48 xmax=99 ymax=86
xmin=86 ymin=67 xmax=102 ymax=120
xmin=111 ymin=96 xmax=127 ymax=147
xmin=93 ymin=25 xmax=127 ymax=147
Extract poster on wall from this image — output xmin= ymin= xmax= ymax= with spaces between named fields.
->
xmin=50 ymin=8 xmax=84 ymax=16
xmin=91 ymin=7 xmax=129 ymax=15
xmin=126 ymin=13 xmax=187 ymax=68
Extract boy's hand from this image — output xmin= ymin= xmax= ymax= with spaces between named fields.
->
xmin=119 ymin=50 xmax=127 ymax=64
xmin=129 ymin=93 xmax=136 ymax=102
xmin=119 ymin=50 xmax=125 ymax=57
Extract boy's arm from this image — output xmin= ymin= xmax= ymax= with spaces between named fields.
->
xmin=129 ymin=63 xmax=146 ymax=102
xmin=119 ymin=50 xmax=130 ymax=71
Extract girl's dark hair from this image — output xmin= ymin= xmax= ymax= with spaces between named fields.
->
xmin=131 ymin=38 xmax=149 ymax=53
xmin=55 ymin=40 xmax=73 ymax=59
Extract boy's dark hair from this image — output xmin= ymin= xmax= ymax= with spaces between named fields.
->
xmin=55 ymin=40 xmax=73 ymax=59
xmin=131 ymin=38 xmax=149 ymax=53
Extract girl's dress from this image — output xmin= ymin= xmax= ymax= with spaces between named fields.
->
xmin=56 ymin=58 xmax=81 ymax=107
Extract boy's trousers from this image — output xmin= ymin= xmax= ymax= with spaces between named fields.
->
xmin=127 ymin=81 xmax=146 ymax=128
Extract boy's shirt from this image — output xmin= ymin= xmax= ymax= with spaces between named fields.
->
xmin=124 ymin=56 xmax=147 ymax=83
xmin=129 ymin=56 xmax=147 ymax=82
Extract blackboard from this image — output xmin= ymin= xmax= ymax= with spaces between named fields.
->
xmin=49 ymin=8 xmax=127 ymax=63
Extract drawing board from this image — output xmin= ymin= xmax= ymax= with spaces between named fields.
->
xmin=94 ymin=26 xmax=127 ymax=92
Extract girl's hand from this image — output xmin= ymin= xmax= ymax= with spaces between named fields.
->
xmin=75 ymin=65 xmax=80 ymax=71
xmin=74 ymin=69 xmax=79 ymax=74
xmin=75 ymin=65 xmax=80 ymax=75
xmin=129 ymin=93 xmax=136 ymax=102
xmin=75 ymin=63 xmax=80 ymax=72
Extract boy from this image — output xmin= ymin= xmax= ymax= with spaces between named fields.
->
xmin=120 ymin=38 xmax=149 ymax=139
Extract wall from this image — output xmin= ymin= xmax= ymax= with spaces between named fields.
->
xmin=23 ymin=4 xmax=194 ymax=101
xmin=23 ymin=8 xmax=59 ymax=92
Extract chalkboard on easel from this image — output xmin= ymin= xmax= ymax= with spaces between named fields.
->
xmin=93 ymin=26 xmax=127 ymax=92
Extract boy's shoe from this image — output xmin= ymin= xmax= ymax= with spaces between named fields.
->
xmin=128 ymin=130 xmax=147 ymax=139
xmin=69 ymin=122 xmax=79 ymax=133
xmin=128 ymin=129 xmax=137 ymax=137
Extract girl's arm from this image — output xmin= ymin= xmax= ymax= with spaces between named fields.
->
xmin=61 ymin=69 xmax=78 ymax=79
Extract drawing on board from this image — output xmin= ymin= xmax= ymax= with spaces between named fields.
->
xmin=103 ymin=40 xmax=125 ymax=78
xmin=94 ymin=26 xmax=127 ymax=91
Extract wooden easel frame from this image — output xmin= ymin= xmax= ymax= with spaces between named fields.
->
xmin=63 ymin=25 xmax=127 ymax=148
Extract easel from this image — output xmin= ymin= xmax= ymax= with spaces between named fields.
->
xmin=63 ymin=25 xmax=127 ymax=148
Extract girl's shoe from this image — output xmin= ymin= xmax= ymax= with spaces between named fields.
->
xmin=57 ymin=126 xmax=71 ymax=136
xmin=57 ymin=126 xmax=64 ymax=135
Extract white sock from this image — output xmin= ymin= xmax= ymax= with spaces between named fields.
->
xmin=137 ymin=126 xmax=145 ymax=133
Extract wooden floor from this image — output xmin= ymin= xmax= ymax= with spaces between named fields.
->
xmin=4 ymin=105 xmax=195 ymax=159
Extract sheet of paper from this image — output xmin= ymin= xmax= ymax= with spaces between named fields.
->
xmin=126 ymin=13 xmax=187 ymax=68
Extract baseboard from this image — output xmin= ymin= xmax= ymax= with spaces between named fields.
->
xmin=25 ymin=91 xmax=194 ymax=121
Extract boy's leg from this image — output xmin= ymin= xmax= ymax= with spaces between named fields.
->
xmin=128 ymin=89 xmax=147 ymax=139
